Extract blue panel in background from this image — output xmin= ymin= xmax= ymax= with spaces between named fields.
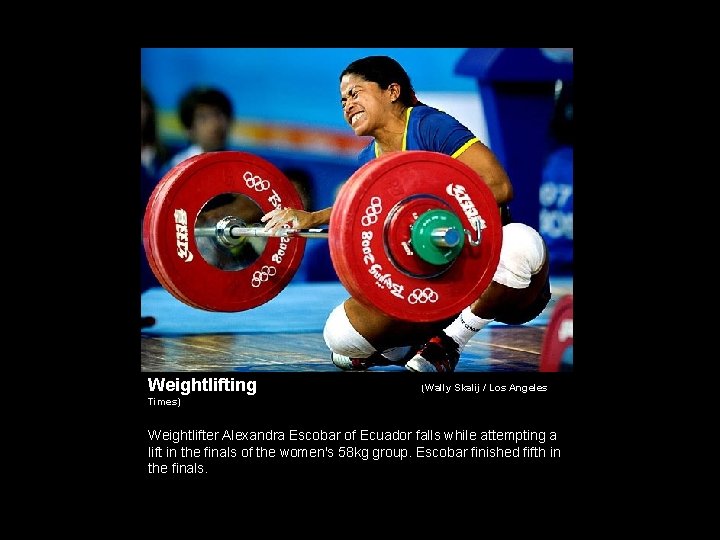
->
xmin=454 ymin=48 xmax=574 ymax=236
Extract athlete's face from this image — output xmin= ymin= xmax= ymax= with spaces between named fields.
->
xmin=340 ymin=74 xmax=393 ymax=137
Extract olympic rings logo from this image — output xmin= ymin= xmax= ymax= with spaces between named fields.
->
xmin=251 ymin=265 xmax=277 ymax=288
xmin=361 ymin=196 xmax=382 ymax=227
xmin=407 ymin=288 xmax=439 ymax=304
xmin=244 ymin=171 xmax=270 ymax=191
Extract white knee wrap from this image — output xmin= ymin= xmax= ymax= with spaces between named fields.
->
xmin=323 ymin=303 xmax=377 ymax=358
xmin=493 ymin=223 xmax=546 ymax=289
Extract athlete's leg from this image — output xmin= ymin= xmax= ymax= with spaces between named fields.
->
xmin=406 ymin=223 xmax=551 ymax=372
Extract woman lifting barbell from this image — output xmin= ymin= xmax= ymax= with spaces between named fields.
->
xmin=262 ymin=55 xmax=551 ymax=373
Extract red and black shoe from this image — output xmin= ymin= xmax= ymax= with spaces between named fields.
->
xmin=405 ymin=333 xmax=460 ymax=373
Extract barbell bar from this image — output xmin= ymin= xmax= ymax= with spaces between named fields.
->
xmin=142 ymin=150 xmax=502 ymax=321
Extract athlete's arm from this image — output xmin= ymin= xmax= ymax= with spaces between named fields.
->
xmin=455 ymin=140 xmax=513 ymax=206
xmin=262 ymin=206 xmax=332 ymax=234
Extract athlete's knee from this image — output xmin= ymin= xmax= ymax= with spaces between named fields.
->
xmin=493 ymin=223 xmax=546 ymax=289
xmin=323 ymin=303 xmax=377 ymax=358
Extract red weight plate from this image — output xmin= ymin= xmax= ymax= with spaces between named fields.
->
xmin=539 ymin=295 xmax=573 ymax=372
xmin=143 ymin=151 xmax=305 ymax=312
xmin=144 ymin=154 xmax=208 ymax=308
xmin=144 ymin=154 xmax=255 ymax=309
xmin=330 ymin=151 xmax=502 ymax=322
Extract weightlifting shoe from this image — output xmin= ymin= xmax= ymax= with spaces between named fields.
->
xmin=405 ymin=333 xmax=460 ymax=373
xmin=331 ymin=351 xmax=394 ymax=371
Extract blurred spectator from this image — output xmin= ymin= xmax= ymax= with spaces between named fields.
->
xmin=165 ymin=86 xmax=234 ymax=170
xmin=141 ymin=85 xmax=170 ymax=186
xmin=539 ymin=79 xmax=573 ymax=275
xmin=301 ymin=175 xmax=341 ymax=283
xmin=141 ymin=85 xmax=170 ymax=328
xmin=283 ymin=167 xmax=315 ymax=211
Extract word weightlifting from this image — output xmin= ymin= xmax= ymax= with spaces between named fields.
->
xmin=147 ymin=377 xmax=256 ymax=396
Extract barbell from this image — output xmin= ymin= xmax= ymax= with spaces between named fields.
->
xmin=142 ymin=150 xmax=503 ymax=322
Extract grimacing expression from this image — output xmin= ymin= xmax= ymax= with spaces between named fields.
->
xmin=340 ymin=74 xmax=395 ymax=137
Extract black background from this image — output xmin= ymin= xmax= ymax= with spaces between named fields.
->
xmin=61 ymin=43 xmax=606 ymax=487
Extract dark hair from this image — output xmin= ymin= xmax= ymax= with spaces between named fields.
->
xmin=340 ymin=55 xmax=419 ymax=107
xmin=178 ymin=86 xmax=234 ymax=129
xmin=141 ymin=85 xmax=159 ymax=146
xmin=141 ymin=84 xmax=169 ymax=162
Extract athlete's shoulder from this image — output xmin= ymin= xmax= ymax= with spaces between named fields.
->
xmin=410 ymin=103 xmax=446 ymax=118
xmin=411 ymin=104 xmax=465 ymax=129
xmin=411 ymin=104 xmax=448 ymax=119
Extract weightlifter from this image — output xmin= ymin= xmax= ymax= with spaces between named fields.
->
xmin=262 ymin=55 xmax=551 ymax=373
